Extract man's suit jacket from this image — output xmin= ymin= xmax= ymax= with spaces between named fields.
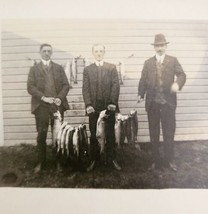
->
xmin=138 ymin=55 xmax=186 ymax=111
xmin=27 ymin=61 xmax=70 ymax=114
xmin=82 ymin=62 xmax=120 ymax=111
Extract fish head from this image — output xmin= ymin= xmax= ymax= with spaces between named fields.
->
xmin=116 ymin=113 xmax=123 ymax=121
xmin=53 ymin=111 xmax=62 ymax=121
xmin=82 ymin=124 xmax=87 ymax=130
xmin=99 ymin=110 xmax=106 ymax=118
xmin=121 ymin=115 xmax=129 ymax=121
xmin=129 ymin=109 xmax=137 ymax=117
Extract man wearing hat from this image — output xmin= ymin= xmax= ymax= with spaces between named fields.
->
xmin=137 ymin=34 xmax=186 ymax=171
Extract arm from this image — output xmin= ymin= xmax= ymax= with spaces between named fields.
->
xmin=27 ymin=67 xmax=44 ymax=100
xmin=82 ymin=68 xmax=92 ymax=107
xmin=174 ymin=58 xmax=186 ymax=90
xmin=56 ymin=66 xmax=70 ymax=100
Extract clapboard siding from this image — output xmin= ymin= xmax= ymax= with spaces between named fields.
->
xmin=1 ymin=19 xmax=208 ymax=146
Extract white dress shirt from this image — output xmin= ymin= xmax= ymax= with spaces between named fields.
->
xmin=41 ymin=59 xmax=51 ymax=66
xmin=95 ymin=60 xmax=104 ymax=66
xmin=155 ymin=54 xmax=165 ymax=64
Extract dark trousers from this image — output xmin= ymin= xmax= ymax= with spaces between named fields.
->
xmin=88 ymin=102 xmax=116 ymax=162
xmin=147 ymin=102 xmax=176 ymax=164
xmin=34 ymin=104 xmax=64 ymax=166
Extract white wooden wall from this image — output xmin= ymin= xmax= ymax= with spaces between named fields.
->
xmin=2 ymin=20 xmax=208 ymax=146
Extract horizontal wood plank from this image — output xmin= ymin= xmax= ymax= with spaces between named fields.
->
xmin=2 ymin=20 xmax=208 ymax=145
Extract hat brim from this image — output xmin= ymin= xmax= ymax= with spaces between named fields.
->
xmin=151 ymin=42 xmax=170 ymax=45
xmin=0 ymin=169 xmax=23 ymax=187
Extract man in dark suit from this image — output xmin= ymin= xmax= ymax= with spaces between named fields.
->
xmin=82 ymin=44 xmax=121 ymax=171
xmin=138 ymin=34 xmax=186 ymax=171
xmin=27 ymin=43 xmax=70 ymax=173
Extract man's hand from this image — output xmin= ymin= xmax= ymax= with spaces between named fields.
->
xmin=137 ymin=95 xmax=144 ymax=103
xmin=54 ymin=98 xmax=62 ymax=106
xmin=171 ymin=83 xmax=179 ymax=93
xmin=86 ymin=106 xmax=95 ymax=114
xmin=41 ymin=96 xmax=55 ymax=104
xmin=107 ymin=104 xmax=116 ymax=111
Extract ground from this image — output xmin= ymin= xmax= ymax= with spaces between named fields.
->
xmin=0 ymin=141 xmax=208 ymax=188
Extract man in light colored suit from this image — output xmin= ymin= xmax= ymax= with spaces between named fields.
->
xmin=138 ymin=34 xmax=186 ymax=171
xmin=27 ymin=43 xmax=70 ymax=173
xmin=82 ymin=44 xmax=121 ymax=171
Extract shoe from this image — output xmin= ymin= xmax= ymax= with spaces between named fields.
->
xmin=86 ymin=160 xmax=96 ymax=172
xmin=112 ymin=160 xmax=122 ymax=171
xmin=34 ymin=163 xmax=42 ymax=174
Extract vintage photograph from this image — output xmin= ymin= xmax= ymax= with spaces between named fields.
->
xmin=1 ymin=19 xmax=208 ymax=189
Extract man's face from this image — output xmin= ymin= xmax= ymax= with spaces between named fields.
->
xmin=40 ymin=46 xmax=53 ymax=61
xmin=92 ymin=45 xmax=105 ymax=61
xmin=154 ymin=44 xmax=167 ymax=56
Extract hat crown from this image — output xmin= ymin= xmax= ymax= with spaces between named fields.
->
xmin=153 ymin=34 xmax=168 ymax=45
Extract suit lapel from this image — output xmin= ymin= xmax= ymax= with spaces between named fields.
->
xmin=37 ymin=62 xmax=44 ymax=72
xmin=161 ymin=55 xmax=170 ymax=74
xmin=162 ymin=55 xmax=169 ymax=67
xmin=50 ymin=62 xmax=60 ymax=92
xmin=91 ymin=63 xmax=98 ymax=80
xmin=51 ymin=61 xmax=56 ymax=79
xmin=151 ymin=56 xmax=157 ymax=71
xmin=101 ymin=62 xmax=108 ymax=80
xmin=148 ymin=57 xmax=157 ymax=86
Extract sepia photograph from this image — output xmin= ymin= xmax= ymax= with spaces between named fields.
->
xmin=1 ymin=0 xmax=208 ymax=213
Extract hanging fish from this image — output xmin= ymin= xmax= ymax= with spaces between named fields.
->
xmin=96 ymin=110 xmax=107 ymax=154
xmin=129 ymin=109 xmax=138 ymax=144
xmin=52 ymin=111 xmax=62 ymax=147
xmin=65 ymin=127 xmax=74 ymax=157
xmin=78 ymin=125 xmax=84 ymax=156
xmin=68 ymin=128 xmax=75 ymax=160
xmin=64 ymin=60 xmax=73 ymax=89
xmin=82 ymin=124 xmax=89 ymax=149
xmin=114 ymin=113 xmax=123 ymax=149
xmin=60 ymin=124 xmax=72 ymax=155
xmin=78 ymin=124 xmax=88 ymax=157
xmin=71 ymin=58 xmax=78 ymax=84
xmin=72 ymin=127 xmax=79 ymax=157
xmin=27 ymin=57 xmax=38 ymax=67
xmin=56 ymin=121 xmax=68 ymax=153
xmin=83 ymin=58 xmax=91 ymax=67
xmin=121 ymin=115 xmax=129 ymax=144
xmin=118 ymin=60 xmax=125 ymax=85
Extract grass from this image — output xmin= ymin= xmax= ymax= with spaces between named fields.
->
xmin=1 ymin=141 xmax=208 ymax=188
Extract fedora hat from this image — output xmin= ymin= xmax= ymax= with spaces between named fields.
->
xmin=151 ymin=34 xmax=169 ymax=45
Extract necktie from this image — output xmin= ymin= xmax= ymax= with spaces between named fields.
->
xmin=45 ymin=64 xmax=49 ymax=72
xmin=156 ymin=59 xmax=162 ymax=86
xmin=157 ymin=58 xmax=162 ymax=65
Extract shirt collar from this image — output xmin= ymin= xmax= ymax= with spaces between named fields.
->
xmin=41 ymin=59 xmax=51 ymax=66
xmin=95 ymin=60 xmax=104 ymax=66
xmin=155 ymin=54 xmax=165 ymax=63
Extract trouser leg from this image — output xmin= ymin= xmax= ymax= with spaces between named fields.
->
xmin=161 ymin=104 xmax=176 ymax=163
xmin=89 ymin=112 xmax=100 ymax=161
xmin=147 ymin=102 xmax=161 ymax=164
xmin=35 ymin=106 xmax=50 ymax=167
